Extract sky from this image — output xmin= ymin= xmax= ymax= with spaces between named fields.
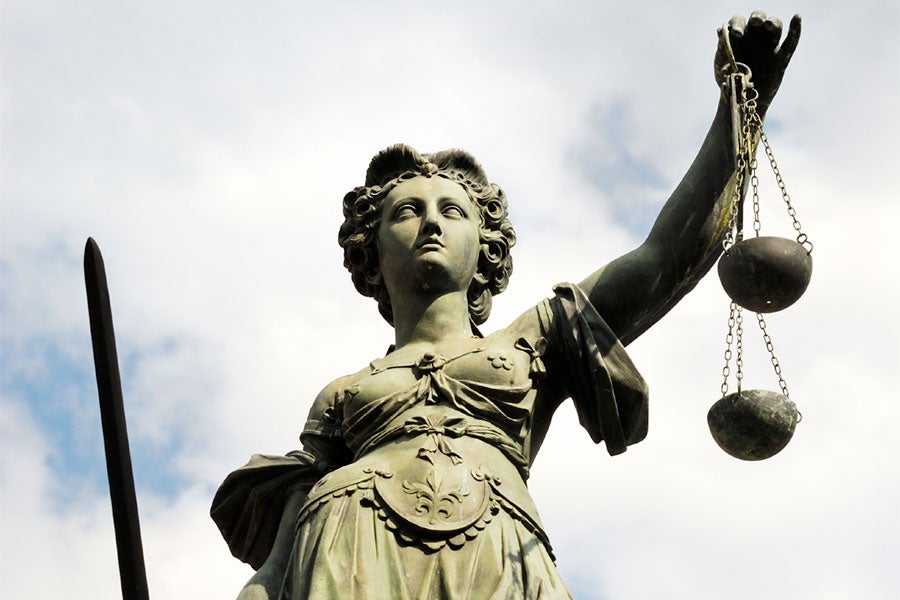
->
xmin=1 ymin=1 xmax=899 ymax=598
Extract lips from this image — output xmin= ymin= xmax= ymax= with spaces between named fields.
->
xmin=416 ymin=237 xmax=445 ymax=251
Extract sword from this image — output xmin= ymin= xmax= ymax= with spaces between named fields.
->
xmin=84 ymin=237 xmax=150 ymax=600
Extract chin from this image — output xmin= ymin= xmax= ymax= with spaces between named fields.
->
xmin=414 ymin=264 xmax=468 ymax=294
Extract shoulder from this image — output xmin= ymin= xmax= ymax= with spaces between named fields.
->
xmin=308 ymin=368 xmax=367 ymax=415
xmin=497 ymin=293 xmax=557 ymax=346
xmin=485 ymin=295 xmax=561 ymax=380
xmin=302 ymin=370 xmax=364 ymax=440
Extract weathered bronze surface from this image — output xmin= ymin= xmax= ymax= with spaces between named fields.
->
xmin=718 ymin=236 xmax=813 ymax=312
xmin=708 ymin=390 xmax=800 ymax=460
xmin=212 ymin=11 xmax=803 ymax=599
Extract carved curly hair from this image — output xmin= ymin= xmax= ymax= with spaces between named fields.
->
xmin=338 ymin=144 xmax=516 ymax=326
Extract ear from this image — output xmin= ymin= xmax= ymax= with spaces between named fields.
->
xmin=364 ymin=267 xmax=383 ymax=287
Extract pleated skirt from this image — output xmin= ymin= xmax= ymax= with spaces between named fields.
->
xmin=280 ymin=488 xmax=573 ymax=600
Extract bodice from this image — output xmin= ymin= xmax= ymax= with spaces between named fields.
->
xmin=335 ymin=336 xmax=548 ymax=474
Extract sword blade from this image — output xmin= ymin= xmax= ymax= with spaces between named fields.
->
xmin=84 ymin=237 xmax=150 ymax=600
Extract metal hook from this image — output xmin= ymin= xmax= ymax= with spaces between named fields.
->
xmin=722 ymin=23 xmax=739 ymax=73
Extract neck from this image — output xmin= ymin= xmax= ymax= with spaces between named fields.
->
xmin=390 ymin=290 xmax=473 ymax=349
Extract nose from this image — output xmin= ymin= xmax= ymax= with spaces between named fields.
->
xmin=420 ymin=204 xmax=443 ymax=236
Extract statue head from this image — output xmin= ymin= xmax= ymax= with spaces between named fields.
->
xmin=339 ymin=144 xmax=516 ymax=326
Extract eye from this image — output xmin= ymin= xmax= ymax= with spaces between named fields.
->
xmin=442 ymin=203 xmax=467 ymax=218
xmin=393 ymin=203 xmax=417 ymax=220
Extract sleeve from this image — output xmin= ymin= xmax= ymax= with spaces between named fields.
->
xmin=210 ymin=388 xmax=353 ymax=569
xmin=545 ymin=282 xmax=650 ymax=456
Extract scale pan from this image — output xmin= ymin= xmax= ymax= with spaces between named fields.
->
xmin=708 ymin=389 xmax=799 ymax=460
xmin=718 ymin=236 xmax=812 ymax=313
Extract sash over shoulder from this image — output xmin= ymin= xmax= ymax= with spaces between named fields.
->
xmin=549 ymin=283 xmax=649 ymax=455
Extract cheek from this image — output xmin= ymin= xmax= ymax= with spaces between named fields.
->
xmin=462 ymin=227 xmax=482 ymax=271
xmin=377 ymin=223 xmax=411 ymax=258
xmin=374 ymin=234 xmax=397 ymax=276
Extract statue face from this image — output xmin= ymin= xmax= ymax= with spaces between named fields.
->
xmin=377 ymin=175 xmax=481 ymax=298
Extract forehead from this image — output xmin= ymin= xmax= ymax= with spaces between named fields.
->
xmin=383 ymin=175 xmax=470 ymax=204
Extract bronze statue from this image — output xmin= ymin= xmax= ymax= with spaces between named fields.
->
xmin=212 ymin=12 xmax=801 ymax=599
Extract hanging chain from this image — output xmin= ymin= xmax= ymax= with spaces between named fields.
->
xmin=755 ymin=313 xmax=788 ymax=397
xmin=754 ymin=314 xmax=802 ymax=421
xmin=720 ymin=302 xmax=737 ymax=396
xmin=735 ymin=307 xmax=744 ymax=392
xmin=722 ymin=62 xmax=812 ymax=253
xmin=722 ymin=67 xmax=760 ymax=252
xmin=746 ymin=109 xmax=814 ymax=253
xmin=722 ymin=153 xmax=747 ymax=251
xmin=720 ymin=302 xmax=746 ymax=397
xmin=750 ymin=151 xmax=762 ymax=236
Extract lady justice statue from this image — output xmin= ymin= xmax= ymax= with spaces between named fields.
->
xmin=212 ymin=12 xmax=802 ymax=599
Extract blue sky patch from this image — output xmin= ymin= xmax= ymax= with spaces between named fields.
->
xmin=2 ymin=336 xmax=186 ymax=507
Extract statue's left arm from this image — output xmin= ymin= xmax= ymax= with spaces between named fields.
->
xmin=579 ymin=12 xmax=801 ymax=346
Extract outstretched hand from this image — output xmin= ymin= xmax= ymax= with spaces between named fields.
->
xmin=715 ymin=11 xmax=801 ymax=112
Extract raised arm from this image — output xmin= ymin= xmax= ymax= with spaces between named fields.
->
xmin=579 ymin=12 xmax=801 ymax=346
